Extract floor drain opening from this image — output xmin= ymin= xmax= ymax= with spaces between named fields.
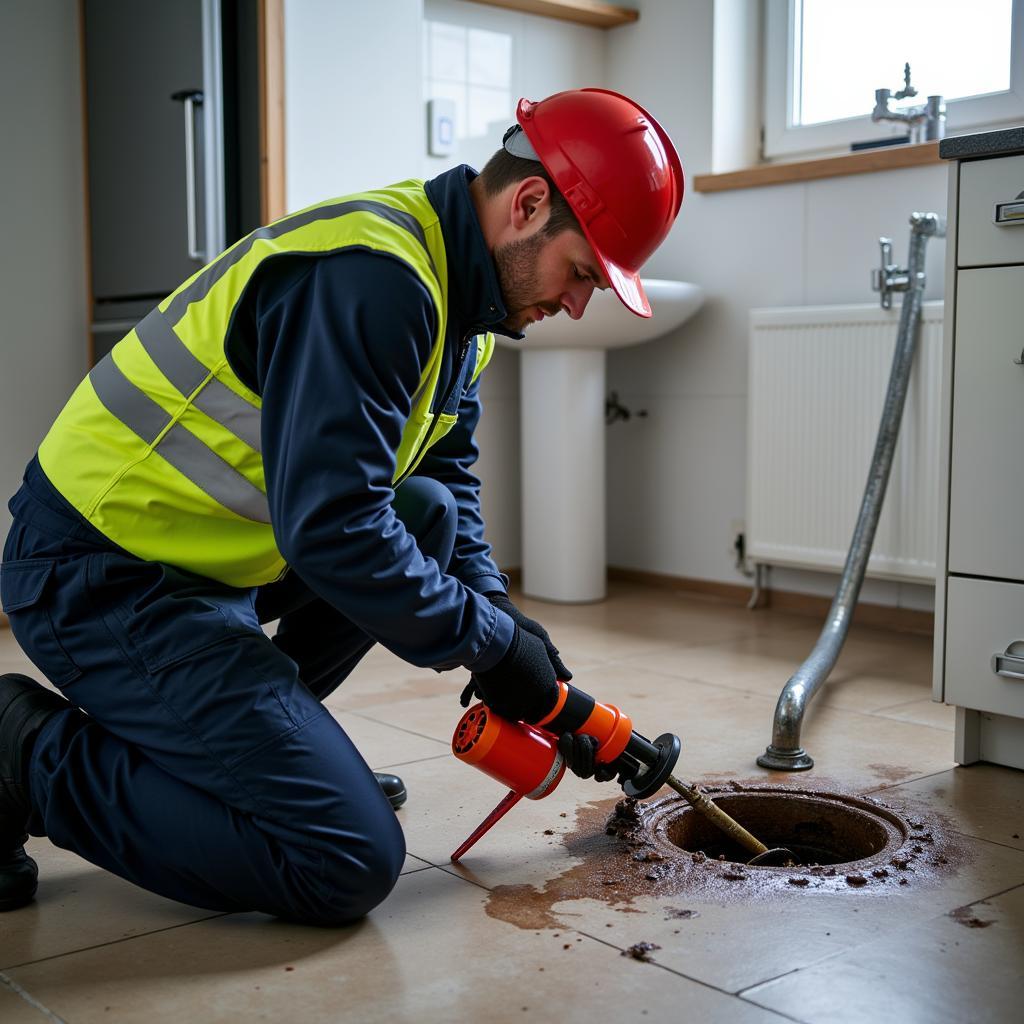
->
xmin=654 ymin=790 xmax=909 ymax=869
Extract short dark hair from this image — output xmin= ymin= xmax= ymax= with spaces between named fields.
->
xmin=478 ymin=148 xmax=581 ymax=238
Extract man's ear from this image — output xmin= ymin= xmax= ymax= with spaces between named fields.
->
xmin=509 ymin=176 xmax=551 ymax=232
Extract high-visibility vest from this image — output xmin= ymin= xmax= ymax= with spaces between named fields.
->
xmin=38 ymin=180 xmax=494 ymax=587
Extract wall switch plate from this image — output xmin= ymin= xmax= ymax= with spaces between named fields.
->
xmin=428 ymin=98 xmax=456 ymax=157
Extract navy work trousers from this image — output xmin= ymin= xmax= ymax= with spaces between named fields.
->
xmin=1 ymin=458 xmax=458 ymax=925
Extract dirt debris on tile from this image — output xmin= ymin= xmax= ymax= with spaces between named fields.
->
xmin=622 ymin=942 xmax=661 ymax=962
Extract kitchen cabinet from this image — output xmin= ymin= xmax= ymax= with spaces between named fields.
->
xmin=936 ymin=130 xmax=1024 ymax=769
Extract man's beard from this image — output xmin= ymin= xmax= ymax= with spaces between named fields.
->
xmin=493 ymin=232 xmax=551 ymax=330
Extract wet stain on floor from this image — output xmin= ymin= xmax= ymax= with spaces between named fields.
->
xmin=866 ymin=763 xmax=922 ymax=785
xmin=949 ymin=903 xmax=995 ymax=928
xmin=484 ymin=780 xmax=966 ymax=931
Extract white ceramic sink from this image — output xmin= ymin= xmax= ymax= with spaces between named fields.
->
xmin=496 ymin=278 xmax=705 ymax=350
xmin=504 ymin=278 xmax=707 ymax=604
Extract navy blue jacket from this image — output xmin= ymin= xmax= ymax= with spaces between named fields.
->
xmin=223 ymin=166 xmax=520 ymax=672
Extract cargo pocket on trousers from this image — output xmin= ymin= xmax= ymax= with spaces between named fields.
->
xmin=0 ymin=558 xmax=83 ymax=687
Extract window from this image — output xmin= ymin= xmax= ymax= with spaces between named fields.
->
xmin=764 ymin=0 xmax=1024 ymax=159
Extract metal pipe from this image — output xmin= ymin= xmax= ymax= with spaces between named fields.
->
xmin=757 ymin=212 xmax=945 ymax=771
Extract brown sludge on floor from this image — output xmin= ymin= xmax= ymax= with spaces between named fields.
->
xmin=484 ymin=781 xmax=966 ymax=931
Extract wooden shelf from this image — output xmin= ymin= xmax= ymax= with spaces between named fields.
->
xmin=692 ymin=141 xmax=943 ymax=193
xmin=470 ymin=0 xmax=638 ymax=29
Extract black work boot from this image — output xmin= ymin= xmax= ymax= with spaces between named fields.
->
xmin=374 ymin=772 xmax=407 ymax=811
xmin=1 ymin=673 xmax=70 ymax=911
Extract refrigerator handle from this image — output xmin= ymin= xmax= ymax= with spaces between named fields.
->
xmin=171 ymin=89 xmax=205 ymax=262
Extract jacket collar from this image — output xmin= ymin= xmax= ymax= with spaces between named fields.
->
xmin=424 ymin=165 xmax=524 ymax=343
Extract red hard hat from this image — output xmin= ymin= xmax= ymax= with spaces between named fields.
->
xmin=510 ymin=88 xmax=684 ymax=318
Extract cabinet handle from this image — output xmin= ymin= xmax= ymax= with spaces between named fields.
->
xmin=991 ymin=645 xmax=1024 ymax=679
xmin=171 ymin=89 xmax=205 ymax=262
xmin=993 ymin=192 xmax=1024 ymax=225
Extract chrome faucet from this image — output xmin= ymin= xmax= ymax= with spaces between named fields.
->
xmin=872 ymin=63 xmax=946 ymax=143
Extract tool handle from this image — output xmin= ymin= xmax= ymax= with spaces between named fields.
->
xmin=535 ymin=681 xmax=634 ymax=764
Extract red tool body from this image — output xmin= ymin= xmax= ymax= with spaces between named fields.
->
xmin=450 ymin=680 xmax=680 ymax=861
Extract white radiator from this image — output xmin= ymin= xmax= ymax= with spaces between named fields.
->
xmin=746 ymin=301 xmax=943 ymax=583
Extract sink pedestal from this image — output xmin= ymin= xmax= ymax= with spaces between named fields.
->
xmin=501 ymin=279 xmax=706 ymax=605
xmin=521 ymin=348 xmax=606 ymax=603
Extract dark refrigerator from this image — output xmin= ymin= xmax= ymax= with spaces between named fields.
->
xmin=84 ymin=0 xmax=261 ymax=363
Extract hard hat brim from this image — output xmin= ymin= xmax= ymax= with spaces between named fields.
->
xmin=599 ymin=256 xmax=652 ymax=319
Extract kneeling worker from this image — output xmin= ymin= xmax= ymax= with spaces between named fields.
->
xmin=0 ymin=89 xmax=683 ymax=923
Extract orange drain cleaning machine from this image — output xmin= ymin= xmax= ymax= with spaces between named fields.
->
xmin=450 ymin=680 xmax=680 ymax=861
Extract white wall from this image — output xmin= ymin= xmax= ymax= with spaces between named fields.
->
xmin=284 ymin=0 xmax=949 ymax=609
xmin=0 ymin=2 xmax=89 ymax=543
xmin=284 ymin=0 xmax=426 ymax=207
xmin=604 ymin=0 xmax=947 ymax=610
xmin=283 ymin=0 xmax=605 ymax=569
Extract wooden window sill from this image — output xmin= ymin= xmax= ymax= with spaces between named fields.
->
xmin=692 ymin=141 xmax=943 ymax=193
xmin=469 ymin=0 xmax=638 ymax=29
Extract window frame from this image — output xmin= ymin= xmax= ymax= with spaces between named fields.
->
xmin=763 ymin=0 xmax=1024 ymax=160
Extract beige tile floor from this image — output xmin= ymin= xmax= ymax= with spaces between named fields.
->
xmin=2 ymin=582 xmax=1023 ymax=1023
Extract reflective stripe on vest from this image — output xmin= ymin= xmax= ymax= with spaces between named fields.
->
xmin=88 ymin=351 xmax=271 ymax=524
xmin=38 ymin=181 xmax=476 ymax=588
xmin=136 ymin=309 xmax=263 ymax=453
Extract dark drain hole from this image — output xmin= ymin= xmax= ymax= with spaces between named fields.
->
xmin=662 ymin=794 xmax=898 ymax=867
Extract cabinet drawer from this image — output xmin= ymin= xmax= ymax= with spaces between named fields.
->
xmin=959 ymin=154 xmax=1024 ymax=267
xmin=945 ymin=576 xmax=1024 ymax=719
xmin=948 ymin=266 xmax=1024 ymax=580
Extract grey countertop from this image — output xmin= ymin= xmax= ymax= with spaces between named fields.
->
xmin=940 ymin=126 xmax=1024 ymax=160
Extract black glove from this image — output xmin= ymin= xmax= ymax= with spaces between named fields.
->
xmin=459 ymin=625 xmax=559 ymax=724
xmin=486 ymin=593 xmax=572 ymax=681
xmin=557 ymin=732 xmax=618 ymax=782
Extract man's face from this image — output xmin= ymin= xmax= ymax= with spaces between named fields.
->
xmin=493 ymin=224 xmax=610 ymax=334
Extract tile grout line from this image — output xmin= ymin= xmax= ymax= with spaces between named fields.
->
xmin=953 ymin=880 xmax=1024 ymax=906
xmin=373 ymin=752 xmax=451 ymax=771
xmin=736 ymin=881 xmax=1024 ymax=1002
xmin=0 ymin=971 xmax=69 ymax=1023
xmin=735 ymin=915 xmax=931 ymax=1004
xmin=630 ymin=663 xmax=955 ymax=733
xmin=860 ymin=765 xmax=955 ymax=794
xmin=1 ymin=912 xmax=231 ymax=973
xmin=409 ymin=863 xmax=823 ymax=1022
xmin=740 ymin=992 xmax=815 ymax=1024
xmin=869 ymin=695 xmax=949 ymax=714
xmin=343 ymin=708 xmax=452 ymax=748
xmin=563 ymin=928 xmax=807 ymax=1023
xmin=868 ymin=771 xmax=1024 ymax=852
xmin=402 ymin=858 xmax=811 ymax=1024
xmin=735 ymin=951 xmax=860 ymax=1002
xmin=945 ymin=832 xmax=1024 ymax=854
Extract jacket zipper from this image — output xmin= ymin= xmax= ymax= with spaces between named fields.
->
xmin=394 ymin=334 xmax=473 ymax=488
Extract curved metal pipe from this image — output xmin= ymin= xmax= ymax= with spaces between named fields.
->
xmin=757 ymin=212 xmax=945 ymax=771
